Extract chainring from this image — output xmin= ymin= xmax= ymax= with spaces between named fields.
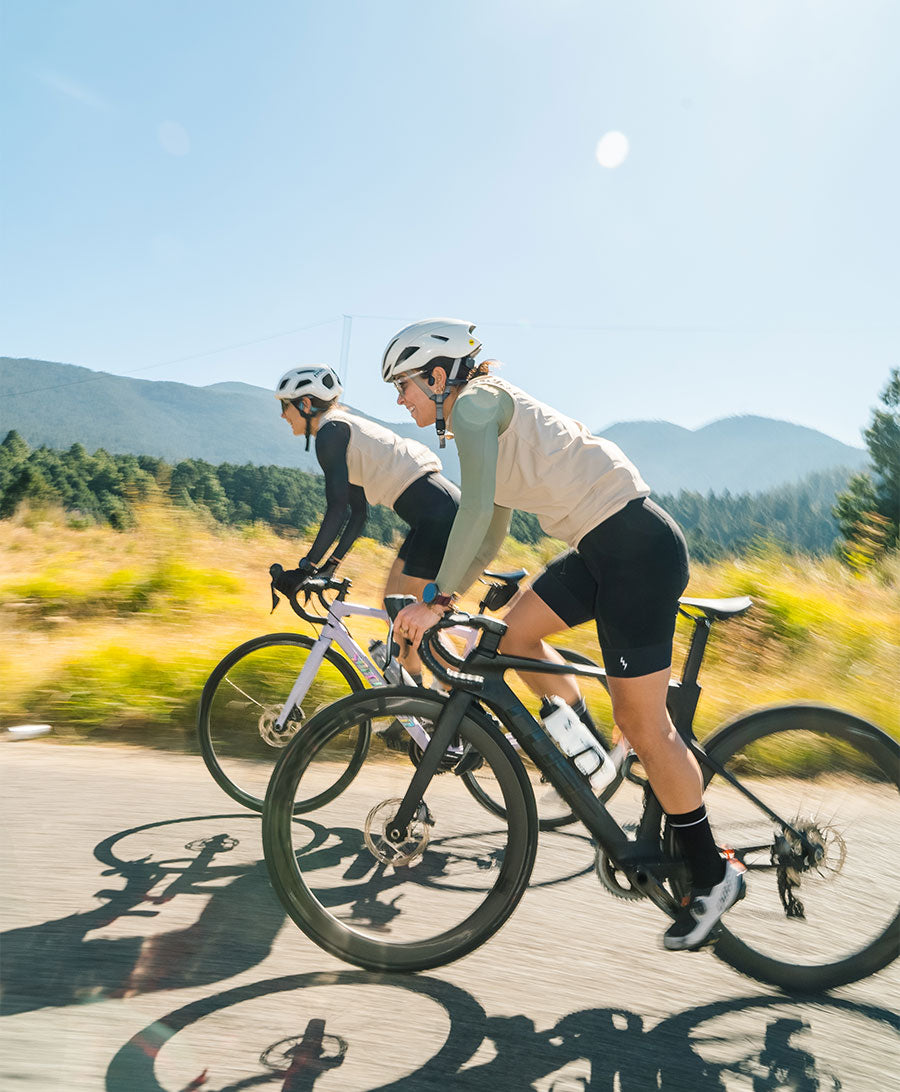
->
xmin=595 ymin=846 xmax=645 ymax=901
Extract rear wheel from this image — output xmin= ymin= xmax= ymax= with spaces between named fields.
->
xmin=702 ymin=705 xmax=900 ymax=991
xmin=263 ymin=687 xmax=538 ymax=972
xmin=198 ymin=633 xmax=365 ymax=812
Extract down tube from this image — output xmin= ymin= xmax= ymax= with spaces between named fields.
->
xmin=483 ymin=679 xmax=632 ymax=856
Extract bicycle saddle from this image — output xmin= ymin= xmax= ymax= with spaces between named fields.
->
xmin=482 ymin=568 xmax=527 ymax=584
xmin=678 ymin=596 xmax=753 ymax=620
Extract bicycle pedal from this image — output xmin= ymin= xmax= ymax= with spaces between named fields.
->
xmin=375 ymin=721 xmax=408 ymax=753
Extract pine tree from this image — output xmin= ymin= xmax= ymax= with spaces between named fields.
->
xmin=833 ymin=368 xmax=900 ymax=565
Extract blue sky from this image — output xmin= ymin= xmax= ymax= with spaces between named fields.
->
xmin=2 ymin=0 xmax=898 ymax=446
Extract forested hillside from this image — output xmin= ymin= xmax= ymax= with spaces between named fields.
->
xmin=0 ymin=430 xmax=850 ymax=558
xmin=2 ymin=357 xmax=868 ymax=495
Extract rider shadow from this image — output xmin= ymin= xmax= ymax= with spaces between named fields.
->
xmin=0 ymin=816 xmax=285 ymax=1016
xmin=107 ymin=969 xmax=898 ymax=1091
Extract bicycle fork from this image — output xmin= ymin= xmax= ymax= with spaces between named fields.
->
xmin=384 ymin=690 xmax=473 ymax=843
xmin=274 ymin=633 xmax=334 ymax=733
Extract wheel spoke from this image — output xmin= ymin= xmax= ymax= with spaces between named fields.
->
xmin=263 ymin=689 xmax=537 ymax=972
xmin=704 ymin=708 xmax=899 ymax=989
xmin=199 ymin=635 xmax=362 ymax=811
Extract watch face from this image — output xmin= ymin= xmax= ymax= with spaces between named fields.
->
xmin=423 ymin=582 xmax=438 ymax=604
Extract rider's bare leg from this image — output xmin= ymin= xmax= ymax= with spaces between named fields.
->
xmin=499 ymin=589 xmax=582 ymax=703
xmin=383 ymin=565 xmax=429 ymax=678
xmin=606 ymin=670 xmax=703 ymax=814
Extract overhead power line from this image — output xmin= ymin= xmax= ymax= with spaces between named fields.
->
xmin=3 ymin=316 xmax=342 ymax=400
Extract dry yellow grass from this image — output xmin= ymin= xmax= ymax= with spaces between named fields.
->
xmin=1 ymin=500 xmax=897 ymax=745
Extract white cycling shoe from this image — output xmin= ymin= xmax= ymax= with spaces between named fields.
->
xmin=663 ymin=859 xmax=746 ymax=951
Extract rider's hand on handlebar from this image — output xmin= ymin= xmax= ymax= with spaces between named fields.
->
xmin=273 ymin=565 xmax=314 ymax=596
xmin=394 ymin=600 xmax=448 ymax=651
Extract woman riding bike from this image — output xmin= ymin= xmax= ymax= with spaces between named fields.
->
xmin=275 ymin=364 xmax=460 ymax=680
xmin=385 ymin=319 xmax=743 ymax=951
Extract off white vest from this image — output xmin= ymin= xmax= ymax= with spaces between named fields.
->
xmin=324 ymin=409 xmax=441 ymax=508
xmin=461 ymin=376 xmax=650 ymax=546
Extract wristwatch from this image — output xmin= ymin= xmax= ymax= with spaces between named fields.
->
xmin=422 ymin=582 xmax=454 ymax=609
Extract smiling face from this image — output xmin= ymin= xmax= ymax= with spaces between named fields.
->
xmin=394 ymin=366 xmax=456 ymax=428
xmin=280 ymin=397 xmax=325 ymax=436
xmin=395 ymin=374 xmax=436 ymax=427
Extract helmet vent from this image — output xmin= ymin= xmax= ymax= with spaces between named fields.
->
xmin=323 ymin=374 xmax=334 ymax=389
xmin=431 ymin=334 xmax=449 ymax=342
xmin=397 ymin=346 xmax=418 ymax=365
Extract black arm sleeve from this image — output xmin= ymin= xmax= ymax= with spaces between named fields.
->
xmin=303 ymin=420 xmax=354 ymax=565
xmin=331 ymin=485 xmax=368 ymax=560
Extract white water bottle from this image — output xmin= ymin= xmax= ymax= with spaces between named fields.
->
xmin=539 ymin=696 xmax=617 ymax=794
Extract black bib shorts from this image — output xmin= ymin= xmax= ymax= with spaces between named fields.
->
xmin=392 ymin=472 xmax=461 ymax=580
xmin=531 ymin=497 xmax=690 ymax=678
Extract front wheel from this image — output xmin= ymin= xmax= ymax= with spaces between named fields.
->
xmin=263 ymin=687 xmax=538 ymax=972
xmin=197 ymin=633 xmax=366 ymax=812
xmin=701 ymin=704 xmax=900 ymax=991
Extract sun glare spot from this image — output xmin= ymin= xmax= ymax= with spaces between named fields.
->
xmin=595 ymin=131 xmax=629 ymax=169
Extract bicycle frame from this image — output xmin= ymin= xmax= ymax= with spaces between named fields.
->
xmin=271 ymin=593 xmax=480 ymax=754
xmin=272 ymin=597 xmax=432 ymax=749
xmin=389 ymin=611 xmax=818 ymax=918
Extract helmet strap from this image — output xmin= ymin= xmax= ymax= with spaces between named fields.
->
xmin=412 ymin=358 xmax=475 ymax=448
xmin=299 ymin=405 xmax=321 ymax=452
xmin=433 ymin=390 xmax=448 ymax=448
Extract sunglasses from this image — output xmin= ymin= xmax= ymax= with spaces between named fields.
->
xmin=392 ymin=369 xmax=426 ymax=396
xmin=280 ymin=398 xmax=300 ymax=412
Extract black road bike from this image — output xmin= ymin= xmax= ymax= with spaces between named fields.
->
xmin=263 ymin=598 xmax=899 ymax=992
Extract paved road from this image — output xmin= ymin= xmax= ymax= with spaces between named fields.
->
xmin=2 ymin=743 xmax=898 ymax=1091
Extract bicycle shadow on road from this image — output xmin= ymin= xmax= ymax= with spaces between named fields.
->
xmin=0 ymin=813 xmax=285 ymax=1016
xmin=106 ymin=970 xmax=899 ymax=1091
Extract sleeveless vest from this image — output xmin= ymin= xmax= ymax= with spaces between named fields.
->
xmin=459 ymin=376 xmax=650 ymax=546
xmin=324 ymin=409 xmax=441 ymax=508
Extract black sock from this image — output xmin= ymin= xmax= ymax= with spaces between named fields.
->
xmin=667 ymin=805 xmax=726 ymax=890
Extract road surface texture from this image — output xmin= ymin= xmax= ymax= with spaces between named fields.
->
xmin=2 ymin=743 xmax=898 ymax=1091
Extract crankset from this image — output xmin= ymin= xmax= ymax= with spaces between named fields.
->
xmin=258 ymin=704 xmax=303 ymax=747
xmin=364 ymin=797 xmax=433 ymax=867
xmin=594 ymin=846 xmax=645 ymax=901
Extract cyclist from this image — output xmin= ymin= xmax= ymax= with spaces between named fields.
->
xmin=275 ymin=364 xmax=460 ymax=680
xmin=383 ymin=319 xmax=744 ymax=951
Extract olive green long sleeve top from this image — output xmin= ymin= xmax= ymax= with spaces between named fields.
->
xmin=434 ymin=384 xmax=514 ymax=595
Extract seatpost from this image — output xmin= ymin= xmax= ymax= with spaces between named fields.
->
xmin=667 ymin=615 xmax=710 ymax=739
xmin=681 ymin=616 xmax=711 ymax=688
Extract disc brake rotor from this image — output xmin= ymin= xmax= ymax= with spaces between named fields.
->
xmin=364 ymin=797 xmax=431 ymax=867
xmin=258 ymin=705 xmax=303 ymax=748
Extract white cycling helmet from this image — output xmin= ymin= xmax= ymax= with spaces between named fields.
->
xmin=381 ymin=318 xmax=481 ymax=383
xmin=275 ymin=365 xmax=343 ymax=404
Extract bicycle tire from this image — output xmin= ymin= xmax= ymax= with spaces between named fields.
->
xmin=263 ymin=686 xmax=538 ymax=972
xmin=701 ymin=704 xmax=900 ymax=991
xmin=198 ymin=632 xmax=366 ymax=813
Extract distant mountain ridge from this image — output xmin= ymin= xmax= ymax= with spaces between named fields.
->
xmin=1 ymin=356 xmax=867 ymax=495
